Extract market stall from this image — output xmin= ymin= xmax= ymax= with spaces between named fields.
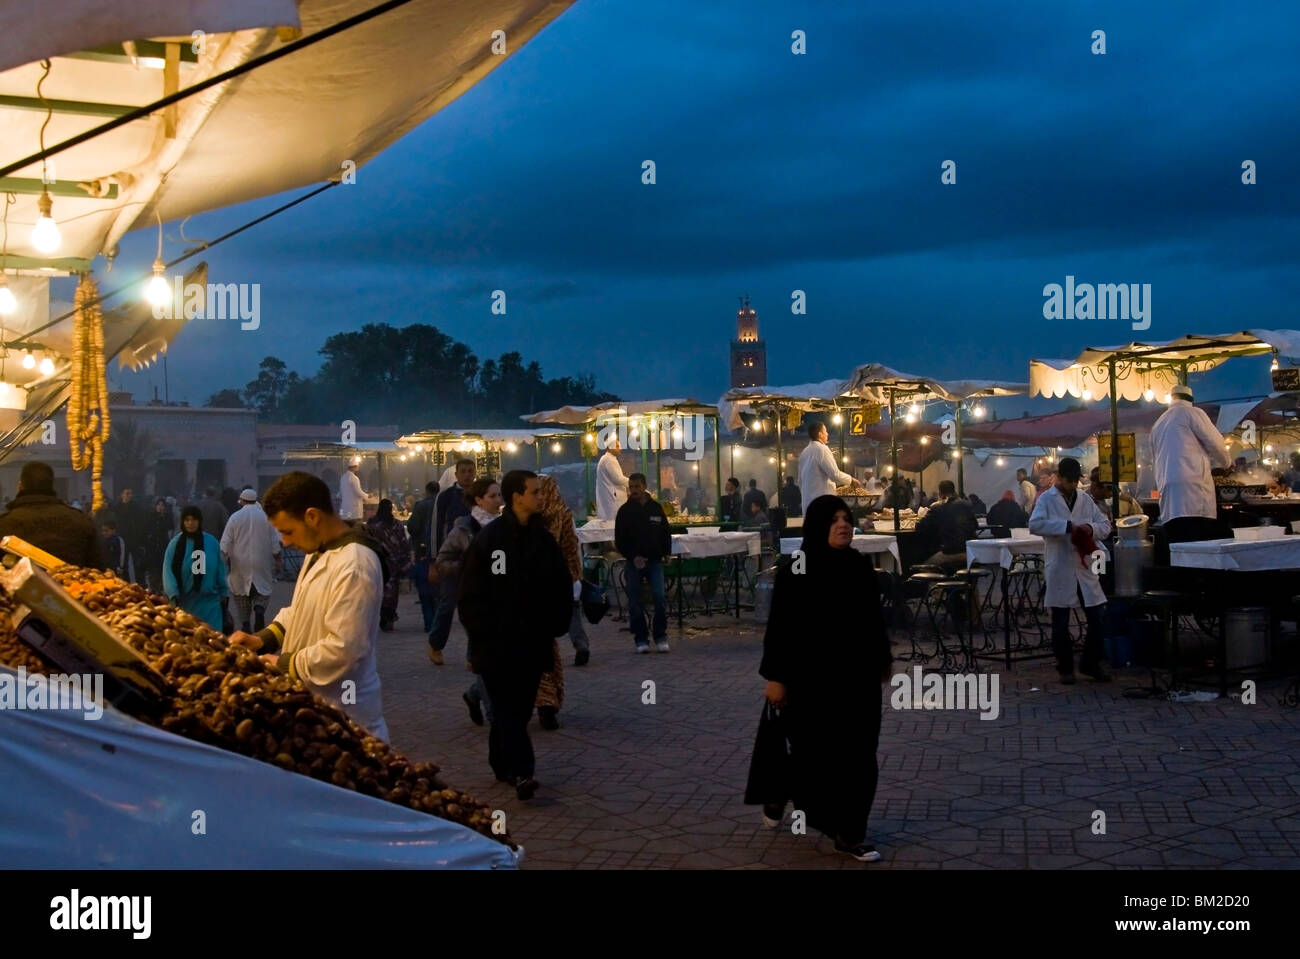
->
xmin=281 ymin=441 xmax=401 ymax=519
xmin=523 ymin=399 xmax=722 ymax=522
xmin=0 ymin=539 xmax=517 ymax=867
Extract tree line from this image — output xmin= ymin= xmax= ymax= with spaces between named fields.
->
xmin=205 ymin=322 xmax=615 ymax=429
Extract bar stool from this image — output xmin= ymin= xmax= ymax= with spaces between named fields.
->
xmin=953 ymin=566 xmax=996 ymax=648
xmin=903 ymin=570 xmax=948 ymax=660
xmin=931 ymin=578 xmax=975 ymax=670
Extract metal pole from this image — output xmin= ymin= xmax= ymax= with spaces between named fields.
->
xmin=713 ymin=415 xmax=723 ymax=521
xmin=1109 ymin=359 xmax=1121 ymax=521
xmin=955 ymin=402 xmax=965 ymax=497
xmin=584 ymin=422 xmax=594 ymax=520
xmin=535 ymin=441 xmax=542 ymax=472
xmin=775 ymin=406 xmax=785 ymax=495
xmin=890 ymin=391 xmax=900 ymax=532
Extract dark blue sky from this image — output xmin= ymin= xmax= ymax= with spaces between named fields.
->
xmin=101 ymin=0 xmax=1300 ymax=414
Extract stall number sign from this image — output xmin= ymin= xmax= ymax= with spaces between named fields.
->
xmin=1097 ymin=432 xmax=1137 ymax=483
xmin=1271 ymin=367 xmax=1300 ymax=392
xmin=848 ymin=404 xmax=882 ymax=435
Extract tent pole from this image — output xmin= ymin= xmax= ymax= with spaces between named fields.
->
xmin=584 ymin=423 xmax=594 ymax=520
xmin=775 ymin=405 xmax=785 ymax=498
xmin=377 ymin=453 xmax=386 ymax=505
xmin=713 ymin=415 xmax=723 ymax=521
xmin=1109 ymin=359 xmax=1121 ymax=521
xmin=955 ymin=402 xmax=965 ymax=497
xmin=890 ymin=391 xmax=900 ymax=532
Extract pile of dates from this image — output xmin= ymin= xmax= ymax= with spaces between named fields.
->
xmin=0 ymin=567 xmax=510 ymax=847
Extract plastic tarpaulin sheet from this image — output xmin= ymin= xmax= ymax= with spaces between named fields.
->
xmin=0 ymin=667 xmax=519 ymax=869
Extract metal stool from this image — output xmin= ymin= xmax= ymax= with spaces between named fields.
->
xmin=903 ymin=571 xmax=948 ymax=660
xmin=930 ymin=579 xmax=975 ymax=670
xmin=953 ymin=567 xmax=996 ymax=649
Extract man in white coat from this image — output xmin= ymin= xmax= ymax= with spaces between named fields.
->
xmin=231 ymin=471 xmax=388 ymax=741
xmin=1028 ymin=457 xmax=1112 ymax=685
xmin=1150 ymin=383 xmax=1231 ymax=543
xmin=220 ymin=487 xmax=281 ymax=633
xmin=339 ymin=461 xmax=368 ymax=521
xmin=798 ymin=421 xmax=859 ymax=511
xmin=595 ymin=437 xmax=629 ymax=521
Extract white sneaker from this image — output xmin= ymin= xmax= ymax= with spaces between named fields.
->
xmin=655 ymin=640 xmax=671 ymax=653
xmin=635 ymin=643 xmax=651 ymax=654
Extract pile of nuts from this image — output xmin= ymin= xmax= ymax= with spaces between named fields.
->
xmin=0 ymin=589 xmax=57 ymax=673
xmin=0 ymin=566 xmax=509 ymax=847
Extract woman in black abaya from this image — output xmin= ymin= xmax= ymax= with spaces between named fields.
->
xmin=759 ymin=494 xmax=892 ymax=861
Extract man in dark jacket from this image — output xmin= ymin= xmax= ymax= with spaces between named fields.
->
xmin=199 ymin=486 xmax=229 ymax=539
xmin=0 ymin=462 xmax=103 ymax=569
xmin=915 ymin=480 xmax=978 ymax=572
xmin=986 ymin=490 xmax=1030 ymax=530
xmin=742 ymin=478 xmax=768 ymax=515
xmin=405 ymin=481 xmax=440 ymax=634
xmin=780 ymin=475 xmax=802 ymax=518
xmin=458 ymin=470 xmax=571 ymax=800
xmin=428 ymin=459 xmax=475 ymax=662
xmin=615 ymin=472 xmax=673 ymax=653
xmin=720 ymin=477 xmax=742 ymax=523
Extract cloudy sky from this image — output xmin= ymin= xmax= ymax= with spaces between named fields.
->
xmin=99 ymin=0 xmax=1300 ymax=412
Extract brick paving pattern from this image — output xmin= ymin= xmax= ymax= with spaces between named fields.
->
xmin=277 ymin=581 xmax=1300 ymax=869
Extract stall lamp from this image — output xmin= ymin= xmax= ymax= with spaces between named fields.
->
xmin=551 ymin=442 xmax=561 ymax=453
xmin=692 ymin=463 xmax=698 ymax=471
xmin=832 ymin=412 xmax=843 ymax=425
xmin=30 ymin=190 xmax=61 ymax=254
xmin=920 ymin=436 xmax=929 ymax=445
xmin=506 ymin=442 xmax=517 ymax=453
xmin=841 ymin=455 xmax=850 ymax=464
xmin=953 ymin=450 xmax=961 ymax=459
xmin=1272 ymin=354 xmax=1280 ymax=372
xmin=1143 ymin=387 xmax=1155 ymax=402
xmin=909 ymin=403 xmax=920 ymax=416
xmin=0 ymin=277 xmax=15 ymax=316
xmin=1163 ymin=393 xmax=1171 ymax=404
xmin=1266 ymin=444 xmax=1274 ymax=452
xmin=145 ymin=259 xmax=170 ymax=308
xmin=38 ymin=354 xmax=54 ymax=376
xmin=399 ymin=454 xmax=407 ymax=462
xmin=768 ymin=456 xmax=776 ymax=464
xmin=584 ymin=432 xmax=595 ymax=443
xmin=1082 ymin=389 xmax=1092 ymax=401
xmin=996 ymin=457 xmax=1005 ymax=467
xmin=972 ymin=403 xmax=986 ymax=418
xmin=905 ymin=412 xmax=917 ymax=425
xmin=672 ymin=426 xmax=682 ymax=440
xmin=885 ymin=466 xmax=893 ymax=474
xmin=21 ymin=349 xmax=35 ymax=369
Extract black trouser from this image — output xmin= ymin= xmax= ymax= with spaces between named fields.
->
xmin=1163 ymin=516 xmax=1229 ymax=544
xmin=1051 ymin=601 xmax=1106 ymax=675
xmin=480 ymin=665 xmax=544 ymax=781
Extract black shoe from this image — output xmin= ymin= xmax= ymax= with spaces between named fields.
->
xmin=574 ymin=648 xmax=590 ymax=666
xmin=1080 ymin=665 xmax=1111 ymax=682
xmin=1059 ymin=673 xmax=1076 ymax=685
xmin=514 ymin=776 xmax=539 ymax=801
xmin=537 ymin=706 xmax=559 ymax=730
xmin=834 ymin=838 xmax=881 ymax=862
xmin=462 ymin=692 xmax=484 ymax=726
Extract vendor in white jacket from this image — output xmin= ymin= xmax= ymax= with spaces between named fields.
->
xmin=1028 ymin=457 xmax=1112 ymax=686
xmin=798 ymin=421 xmax=859 ymax=510
xmin=231 ymin=471 xmax=388 ymax=741
xmin=595 ymin=437 xmax=629 ymax=520
xmin=339 ymin=461 xmax=370 ymax=521
xmin=1150 ymin=383 xmax=1231 ymax=543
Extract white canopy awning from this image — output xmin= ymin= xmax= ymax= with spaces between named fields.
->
xmin=845 ymin=363 xmax=1026 ymax=405
xmin=0 ymin=0 xmax=577 ymax=265
xmin=1029 ymin=331 xmax=1296 ymax=401
xmin=716 ymin=379 xmax=853 ymax=431
xmin=395 ymin=427 xmax=585 ymax=449
xmin=523 ymin=398 xmax=719 ymax=426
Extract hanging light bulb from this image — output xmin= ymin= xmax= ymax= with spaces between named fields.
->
xmin=953 ymin=450 xmax=962 ymax=459
xmin=145 ymin=258 xmax=170 ymax=308
xmin=39 ymin=354 xmax=54 ymax=376
xmin=996 ymin=456 xmax=1005 ymax=467
xmin=31 ymin=190 xmax=61 ymax=253
xmin=1143 ymin=387 xmax=1155 ymax=402
xmin=832 ymin=412 xmax=843 ymax=425
xmin=0 ymin=276 xmax=15 ymax=316
xmin=973 ymin=403 xmax=986 ymax=419
xmin=584 ymin=432 xmax=594 ymax=444
xmin=551 ymin=442 xmax=561 ymax=453
xmin=1163 ymin=393 xmax=1171 ymax=404
xmin=905 ymin=412 xmax=917 ymax=424
xmin=768 ymin=456 xmax=776 ymax=464
xmin=841 ymin=455 xmax=850 ymax=464
xmin=21 ymin=349 xmax=35 ymax=369
xmin=909 ymin=403 xmax=920 ymax=417
xmin=1082 ymin=388 xmax=1092 ymax=401
xmin=1272 ymin=353 xmax=1280 ymax=372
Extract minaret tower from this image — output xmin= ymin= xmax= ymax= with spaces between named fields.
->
xmin=729 ymin=295 xmax=767 ymax=388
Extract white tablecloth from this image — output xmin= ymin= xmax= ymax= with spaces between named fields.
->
xmin=1169 ymin=536 xmax=1300 ymax=571
xmin=966 ymin=536 xmax=1046 ymax=570
xmin=778 ymin=535 xmax=900 ymax=574
xmin=576 ymin=521 xmax=616 ymax=544
xmin=672 ymin=531 xmax=760 ymax=558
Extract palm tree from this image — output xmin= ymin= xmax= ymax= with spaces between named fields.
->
xmin=103 ymin=420 xmax=160 ymax=495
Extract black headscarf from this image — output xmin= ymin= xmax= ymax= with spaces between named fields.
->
xmin=170 ymin=505 xmax=208 ymax=595
xmin=374 ymin=498 xmax=395 ymax=525
xmin=799 ymin=494 xmax=856 ymax=562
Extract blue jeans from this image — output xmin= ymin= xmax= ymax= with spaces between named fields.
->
xmin=568 ymin=603 xmax=589 ymax=652
xmin=429 ymin=576 xmax=457 ymax=650
xmin=625 ymin=559 xmax=667 ymax=645
xmin=411 ymin=560 xmax=437 ymax=633
xmin=466 ymin=675 xmax=495 ymax=724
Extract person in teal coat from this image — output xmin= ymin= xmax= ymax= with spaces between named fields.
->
xmin=163 ymin=505 xmax=229 ymax=631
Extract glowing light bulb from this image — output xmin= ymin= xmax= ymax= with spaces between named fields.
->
xmin=841 ymin=455 xmax=849 ymax=464
xmin=953 ymin=450 xmax=962 ymax=459
xmin=672 ymin=427 xmax=682 ymax=440
xmin=585 ymin=433 xmax=594 ymax=443
xmin=768 ymin=456 xmax=776 ymax=464
xmin=551 ymin=442 xmax=561 ymax=453
xmin=145 ymin=259 xmax=170 ymax=308
xmin=31 ymin=191 xmax=61 ymax=253
xmin=399 ymin=454 xmax=407 ymax=462
xmin=506 ymin=442 xmax=517 ymax=453
xmin=22 ymin=350 xmax=35 ymax=369
xmin=973 ymin=403 xmax=986 ymax=418
xmin=996 ymin=457 xmax=1005 ymax=467
xmin=0 ymin=278 xmax=16 ymax=316
xmin=1082 ymin=389 xmax=1092 ymax=401
xmin=920 ymin=436 xmax=929 ymax=445
xmin=832 ymin=412 xmax=843 ymax=425
xmin=1266 ymin=444 xmax=1274 ymax=452
xmin=909 ymin=403 xmax=920 ymax=417
xmin=1163 ymin=393 xmax=1171 ymax=404
xmin=1272 ymin=355 xmax=1280 ymax=372
xmin=905 ymin=412 xmax=917 ymax=424
xmin=886 ymin=466 xmax=893 ymax=473
xmin=648 ymin=418 xmax=658 ymax=431
xmin=1143 ymin=388 xmax=1155 ymax=402
xmin=39 ymin=355 xmax=54 ymax=376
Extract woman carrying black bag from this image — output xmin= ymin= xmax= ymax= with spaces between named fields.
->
xmin=753 ymin=494 xmax=893 ymax=862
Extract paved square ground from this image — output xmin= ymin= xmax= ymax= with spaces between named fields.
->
xmin=294 ymin=582 xmax=1300 ymax=869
